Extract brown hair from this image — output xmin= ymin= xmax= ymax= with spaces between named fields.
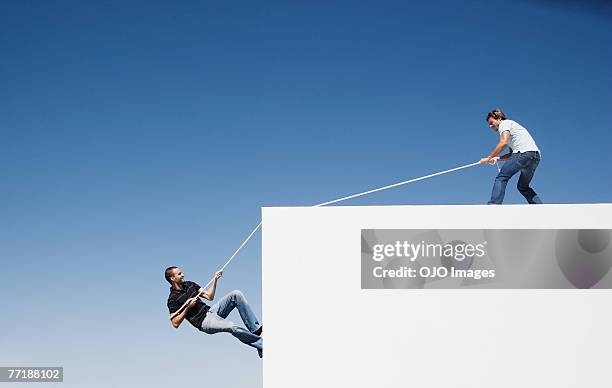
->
xmin=486 ymin=108 xmax=507 ymax=122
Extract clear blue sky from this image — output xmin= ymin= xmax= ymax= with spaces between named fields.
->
xmin=1 ymin=1 xmax=610 ymax=387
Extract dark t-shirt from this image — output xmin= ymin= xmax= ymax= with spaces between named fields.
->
xmin=167 ymin=281 xmax=210 ymax=331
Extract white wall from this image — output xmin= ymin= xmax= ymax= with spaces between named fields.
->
xmin=263 ymin=204 xmax=612 ymax=388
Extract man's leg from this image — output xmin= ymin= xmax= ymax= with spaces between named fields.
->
xmin=213 ymin=290 xmax=262 ymax=334
xmin=201 ymin=311 xmax=263 ymax=350
xmin=488 ymin=154 xmax=522 ymax=204
xmin=517 ymin=152 xmax=542 ymax=204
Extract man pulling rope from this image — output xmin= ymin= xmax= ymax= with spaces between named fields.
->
xmin=480 ymin=108 xmax=543 ymax=204
xmin=165 ymin=267 xmax=263 ymax=358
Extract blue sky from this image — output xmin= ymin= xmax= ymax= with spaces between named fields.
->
xmin=1 ymin=1 xmax=611 ymax=387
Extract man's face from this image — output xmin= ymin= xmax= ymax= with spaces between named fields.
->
xmin=171 ymin=268 xmax=185 ymax=284
xmin=487 ymin=117 xmax=501 ymax=130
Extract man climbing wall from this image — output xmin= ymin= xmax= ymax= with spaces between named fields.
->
xmin=165 ymin=266 xmax=264 ymax=358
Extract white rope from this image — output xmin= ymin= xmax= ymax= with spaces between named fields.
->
xmin=217 ymin=161 xmax=481 ymax=278
xmin=201 ymin=221 xmax=262 ymax=290
xmin=313 ymin=161 xmax=481 ymax=207
xmin=171 ymin=160 xmax=484 ymax=319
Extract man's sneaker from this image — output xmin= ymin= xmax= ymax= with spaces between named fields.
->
xmin=253 ymin=325 xmax=263 ymax=336
xmin=258 ymin=348 xmax=263 ymax=359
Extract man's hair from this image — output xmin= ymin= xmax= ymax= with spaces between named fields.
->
xmin=165 ymin=266 xmax=178 ymax=284
xmin=486 ymin=108 xmax=507 ymax=122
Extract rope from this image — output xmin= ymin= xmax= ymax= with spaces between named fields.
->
xmin=313 ymin=161 xmax=481 ymax=207
xmin=170 ymin=160 xmax=485 ymax=319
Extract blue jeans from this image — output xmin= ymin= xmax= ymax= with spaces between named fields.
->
xmin=488 ymin=151 xmax=542 ymax=205
xmin=200 ymin=290 xmax=263 ymax=350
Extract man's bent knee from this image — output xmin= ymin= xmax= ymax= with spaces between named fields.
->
xmin=230 ymin=289 xmax=245 ymax=299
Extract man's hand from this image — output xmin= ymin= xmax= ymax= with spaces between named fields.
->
xmin=173 ymin=296 xmax=198 ymax=317
xmin=187 ymin=296 xmax=199 ymax=308
xmin=480 ymin=156 xmax=500 ymax=165
xmin=200 ymin=271 xmax=223 ymax=301
xmin=170 ymin=296 xmax=199 ymax=328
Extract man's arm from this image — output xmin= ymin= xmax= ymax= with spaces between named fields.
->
xmin=170 ymin=297 xmax=198 ymax=328
xmin=480 ymin=131 xmax=510 ymax=164
xmin=198 ymin=271 xmax=223 ymax=300
xmin=169 ymin=270 xmax=223 ymax=326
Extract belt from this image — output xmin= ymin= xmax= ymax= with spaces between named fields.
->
xmin=516 ymin=150 xmax=539 ymax=155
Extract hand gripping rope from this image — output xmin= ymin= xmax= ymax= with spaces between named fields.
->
xmin=170 ymin=160 xmax=486 ymax=319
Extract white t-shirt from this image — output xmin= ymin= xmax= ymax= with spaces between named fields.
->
xmin=498 ymin=119 xmax=540 ymax=153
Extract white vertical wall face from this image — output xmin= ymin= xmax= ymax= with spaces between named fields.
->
xmin=262 ymin=204 xmax=612 ymax=388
